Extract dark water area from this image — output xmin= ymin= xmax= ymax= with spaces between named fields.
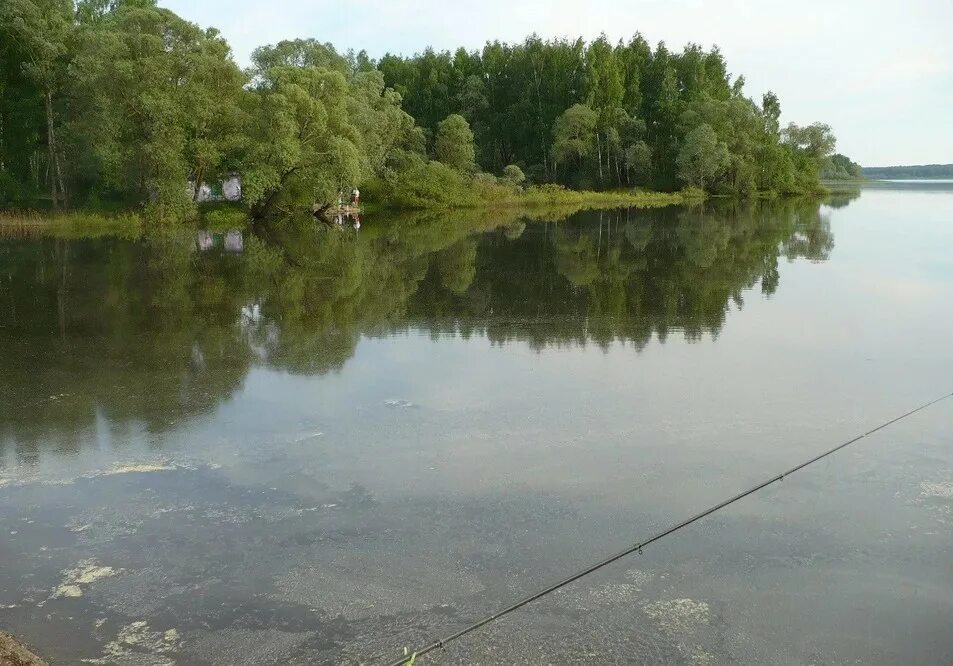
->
xmin=1 ymin=186 xmax=951 ymax=664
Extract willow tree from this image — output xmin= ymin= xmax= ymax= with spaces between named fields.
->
xmin=242 ymin=65 xmax=362 ymax=218
xmin=242 ymin=38 xmax=418 ymax=218
xmin=552 ymin=103 xmax=597 ymax=180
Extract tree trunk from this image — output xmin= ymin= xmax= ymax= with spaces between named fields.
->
xmin=45 ymin=90 xmax=59 ymax=210
xmin=596 ymin=132 xmax=604 ymax=183
xmin=193 ymin=163 xmax=205 ymax=202
xmin=251 ymin=167 xmax=299 ymax=220
xmin=533 ymin=68 xmax=548 ymax=179
xmin=55 ymin=148 xmax=67 ymax=207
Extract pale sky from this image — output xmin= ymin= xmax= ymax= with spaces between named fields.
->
xmin=161 ymin=0 xmax=952 ymax=167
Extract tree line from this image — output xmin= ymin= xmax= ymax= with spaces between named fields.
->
xmin=378 ymin=37 xmax=839 ymax=196
xmin=1 ymin=0 xmax=842 ymax=220
xmin=862 ymin=164 xmax=953 ymax=179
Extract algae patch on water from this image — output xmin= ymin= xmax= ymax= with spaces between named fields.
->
xmin=97 ymin=463 xmax=177 ymax=476
xmin=82 ymin=621 xmax=180 ymax=665
xmin=53 ymin=560 xmax=121 ymax=598
xmin=920 ymin=480 xmax=953 ymax=499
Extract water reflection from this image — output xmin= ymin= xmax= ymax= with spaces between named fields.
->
xmin=0 ymin=199 xmax=834 ymax=463
xmin=196 ymin=229 xmax=244 ymax=253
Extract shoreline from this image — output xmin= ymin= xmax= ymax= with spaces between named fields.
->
xmin=0 ymin=631 xmax=47 ymax=666
xmin=0 ymin=187 xmax=844 ymax=236
xmin=0 ymin=190 xmax=689 ymax=235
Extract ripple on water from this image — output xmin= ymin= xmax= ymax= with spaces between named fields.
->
xmin=641 ymin=597 xmax=711 ymax=635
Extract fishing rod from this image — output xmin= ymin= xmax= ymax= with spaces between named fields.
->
xmin=383 ymin=390 xmax=953 ymax=666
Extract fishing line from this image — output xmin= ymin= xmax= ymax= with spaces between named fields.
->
xmin=382 ymin=390 xmax=953 ymax=666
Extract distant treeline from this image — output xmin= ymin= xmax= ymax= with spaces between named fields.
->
xmin=862 ymin=164 xmax=953 ymax=179
xmin=1 ymin=0 xmax=842 ymax=221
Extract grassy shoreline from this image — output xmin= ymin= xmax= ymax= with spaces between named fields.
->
xmin=0 ymin=186 xmax=698 ymax=236
xmin=362 ymin=187 xmax=698 ymax=214
xmin=0 ymin=211 xmax=145 ymax=238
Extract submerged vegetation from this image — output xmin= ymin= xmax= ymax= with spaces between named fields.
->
xmin=1 ymin=1 xmax=842 ymax=224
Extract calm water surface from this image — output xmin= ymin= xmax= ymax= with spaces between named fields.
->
xmin=1 ymin=184 xmax=951 ymax=664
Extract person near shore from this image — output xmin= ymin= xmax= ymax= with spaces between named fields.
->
xmin=351 ymin=187 xmax=360 ymax=207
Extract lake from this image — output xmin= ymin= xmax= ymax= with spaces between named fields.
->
xmin=1 ymin=183 xmax=952 ymax=664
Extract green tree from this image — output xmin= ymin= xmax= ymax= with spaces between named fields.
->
xmin=242 ymin=64 xmax=361 ymax=218
xmin=552 ymin=104 xmax=597 ymax=167
xmin=782 ymin=122 xmax=836 ymax=192
xmin=585 ymin=35 xmax=624 ymax=183
xmin=624 ymin=141 xmax=652 ymax=185
xmin=434 ymin=113 xmax=476 ymax=173
xmin=761 ymin=91 xmax=781 ymax=137
xmin=502 ymin=164 xmax=526 ymax=186
xmin=821 ymin=153 xmax=863 ymax=180
xmin=676 ymin=123 xmax=729 ymax=190
xmin=66 ymin=0 xmax=246 ymax=217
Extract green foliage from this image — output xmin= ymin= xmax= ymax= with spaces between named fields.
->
xmin=0 ymin=3 xmax=845 ymax=223
xmin=502 ymin=164 xmax=526 ymax=186
xmin=0 ymin=0 xmax=73 ymax=207
xmin=435 ymin=113 xmax=476 ymax=173
xmin=552 ymin=104 xmax=598 ymax=166
xmin=63 ymin=2 xmax=247 ymax=220
xmin=379 ymin=38 xmax=840 ymax=195
xmin=783 ymin=122 xmax=836 ymax=160
xmin=203 ymin=206 xmax=250 ymax=230
xmin=821 ymin=153 xmax=864 ymax=180
xmin=365 ymin=162 xmax=685 ymax=211
xmin=242 ymin=64 xmax=362 ymax=216
xmin=366 ymin=159 xmax=481 ymax=208
xmin=624 ymin=141 xmax=653 ymax=185
xmin=241 ymin=40 xmax=419 ymax=218
xmin=677 ymin=124 xmax=729 ymax=190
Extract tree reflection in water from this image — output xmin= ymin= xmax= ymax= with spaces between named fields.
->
xmin=0 ymin=195 xmax=847 ymax=462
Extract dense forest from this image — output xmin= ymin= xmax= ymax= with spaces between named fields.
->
xmin=1 ymin=0 xmax=840 ymax=221
xmin=862 ymin=164 xmax=953 ymax=179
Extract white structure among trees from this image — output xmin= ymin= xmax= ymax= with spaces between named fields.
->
xmin=187 ymin=174 xmax=242 ymax=202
